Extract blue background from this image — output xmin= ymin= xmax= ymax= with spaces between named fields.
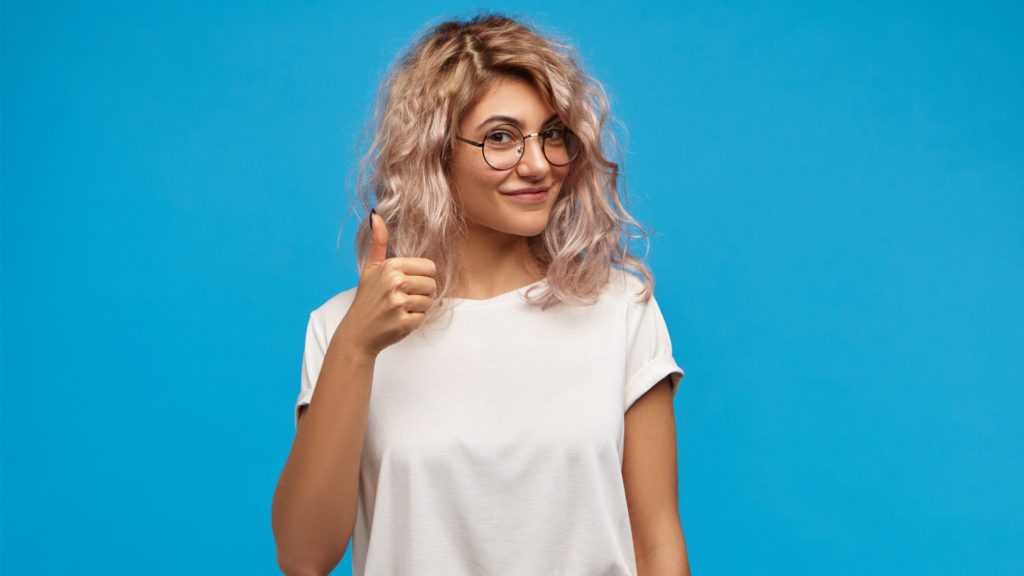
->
xmin=2 ymin=1 xmax=1021 ymax=574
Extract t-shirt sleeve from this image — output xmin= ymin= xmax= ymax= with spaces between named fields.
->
xmin=295 ymin=311 xmax=328 ymax=430
xmin=624 ymin=293 xmax=684 ymax=412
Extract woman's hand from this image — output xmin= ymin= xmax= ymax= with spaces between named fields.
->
xmin=334 ymin=213 xmax=437 ymax=358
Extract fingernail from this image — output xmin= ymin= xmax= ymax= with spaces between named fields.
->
xmin=370 ymin=208 xmax=376 ymax=231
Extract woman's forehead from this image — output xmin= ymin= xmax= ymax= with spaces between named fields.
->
xmin=461 ymin=77 xmax=557 ymax=130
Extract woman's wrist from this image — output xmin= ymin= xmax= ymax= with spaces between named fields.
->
xmin=330 ymin=322 xmax=380 ymax=366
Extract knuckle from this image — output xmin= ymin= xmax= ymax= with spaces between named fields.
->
xmin=388 ymin=292 xmax=405 ymax=309
xmin=387 ymin=274 xmax=404 ymax=292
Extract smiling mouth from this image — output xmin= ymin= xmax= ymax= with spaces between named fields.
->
xmin=499 ymin=187 xmax=548 ymax=198
xmin=501 ymin=186 xmax=550 ymax=195
xmin=500 ymin=186 xmax=550 ymax=203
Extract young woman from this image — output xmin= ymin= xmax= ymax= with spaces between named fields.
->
xmin=272 ymin=14 xmax=691 ymax=576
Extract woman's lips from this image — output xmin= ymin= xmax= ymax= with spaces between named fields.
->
xmin=501 ymin=186 xmax=550 ymax=203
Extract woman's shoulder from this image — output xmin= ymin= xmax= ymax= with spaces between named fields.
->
xmin=601 ymin=269 xmax=650 ymax=300
xmin=309 ymin=286 xmax=359 ymax=326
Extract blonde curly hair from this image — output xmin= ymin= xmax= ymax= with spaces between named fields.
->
xmin=354 ymin=14 xmax=652 ymax=308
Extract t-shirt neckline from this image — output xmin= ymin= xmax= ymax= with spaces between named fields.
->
xmin=445 ymin=278 xmax=547 ymax=308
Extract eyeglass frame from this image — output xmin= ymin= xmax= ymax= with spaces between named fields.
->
xmin=455 ymin=123 xmax=581 ymax=171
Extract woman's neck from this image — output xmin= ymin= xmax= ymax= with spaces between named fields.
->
xmin=451 ymin=226 xmax=545 ymax=300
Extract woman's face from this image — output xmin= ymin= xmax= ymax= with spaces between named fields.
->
xmin=450 ymin=76 xmax=571 ymax=240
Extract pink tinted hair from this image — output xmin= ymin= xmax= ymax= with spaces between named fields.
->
xmin=354 ymin=14 xmax=653 ymax=308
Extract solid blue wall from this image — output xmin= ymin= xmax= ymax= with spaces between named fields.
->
xmin=2 ymin=1 xmax=1021 ymax=574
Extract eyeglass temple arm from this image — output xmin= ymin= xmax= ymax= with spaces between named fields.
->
xmin=455 ymin=136 xmax=485 ymax=148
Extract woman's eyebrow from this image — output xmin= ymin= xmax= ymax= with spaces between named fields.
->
xmin=540 ymin=114 xmax=561 ymax=127
xmin=476 ymin=114 xmax=561 ymax=130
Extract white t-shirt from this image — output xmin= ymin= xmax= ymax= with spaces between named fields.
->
xmin=295 ymin=273 xmax=683 ymax=576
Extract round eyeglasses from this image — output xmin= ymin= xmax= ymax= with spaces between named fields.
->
xmin=456 ymin=124 xmax=581 ymax=170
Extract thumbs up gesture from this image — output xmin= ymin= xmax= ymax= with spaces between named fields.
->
xmin=333 ymin=212 xmax=438 ymax=359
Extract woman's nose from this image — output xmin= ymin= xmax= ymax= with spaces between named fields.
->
xmin=515 ymin=135 xmax=550 ymax=179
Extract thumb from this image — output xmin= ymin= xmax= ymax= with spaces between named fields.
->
xmin=364 ymin=211 xmax=388 ymax=269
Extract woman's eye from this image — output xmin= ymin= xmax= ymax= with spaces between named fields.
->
xmin=486 ymin=131 xmax=516 ymax=146
xmin=543 ymin=127 xmax=566 ymax=141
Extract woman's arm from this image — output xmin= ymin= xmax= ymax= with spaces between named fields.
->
xmin=272 ymin=339 xmax=376 ymax=576
xmin=272 ymin=215 xmax=436 ymax=576
xmin=623 ymin=377 xmax=691 ymax=576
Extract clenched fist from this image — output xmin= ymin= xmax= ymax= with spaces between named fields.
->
xmin=333 ymin=212 xmax=437 ymax=358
